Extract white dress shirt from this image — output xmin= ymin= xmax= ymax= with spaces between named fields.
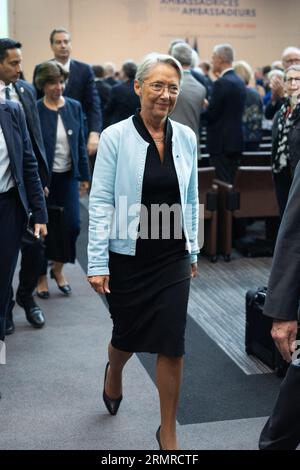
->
xmin=0 ymin=80 xmax=24 ymax=112
xmin=52 ymin=114 xmax=71 ymax=173
xmin=0 ymin=123 xmax=14 ymax=193
xmin=219 ymin=67 xmax=234 ymax=78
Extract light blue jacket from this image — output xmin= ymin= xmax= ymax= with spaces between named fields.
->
xmin=88 ymin=116 xmax=199 ymax=276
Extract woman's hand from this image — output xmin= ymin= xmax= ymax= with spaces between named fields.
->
xmin=191 ymin=263 xmax=198 ymax=278
xmin=88 ymin=275 xmax=110 ymax=294
xmin=87 ymin=132 xmax=100 ymax=156
xmin=80 ymin=181 xmax=90 ymax=196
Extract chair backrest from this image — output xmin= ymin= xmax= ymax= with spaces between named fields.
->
xmin=233 ymin=166 xmax=279 ymax=218
xmin=241 ymin=151 xmax=271 ymax=167
xmin=198 ymin=167 xmax=215 ymax=203
xmin=198 ymin=167 xmax=217 ymax=218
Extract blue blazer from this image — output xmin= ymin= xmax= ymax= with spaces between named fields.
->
xmin=204 ymin=70 xmax=246 ymax=155
xmin=33 ymin=59 xmax=102 ymax=134
xmin=37 ymin=97 xmax=90 ymax=182
xmin=0 ymin=101 xmax=47 ymax=223
xmin=14 ymin=79 xmax=49 ymax=187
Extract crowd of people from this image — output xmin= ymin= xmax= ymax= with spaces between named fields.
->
xmin=1 ymin=27 xmax=300 ymax=450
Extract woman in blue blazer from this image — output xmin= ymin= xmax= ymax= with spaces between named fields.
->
xmin=34 ymin=62 xmax=90 ymax=297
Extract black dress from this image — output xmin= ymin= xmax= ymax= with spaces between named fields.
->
xmin=106 ymin=112 xmax=191 ymax=356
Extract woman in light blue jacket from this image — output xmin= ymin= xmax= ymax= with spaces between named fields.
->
xmin=88 ymin=53 xmax=199 ymax=450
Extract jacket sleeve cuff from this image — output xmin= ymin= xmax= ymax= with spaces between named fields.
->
xmin=190 ymin=254 xmax=198 ymax=264
xmin=87 ymin=266 xmax=110 ymax=277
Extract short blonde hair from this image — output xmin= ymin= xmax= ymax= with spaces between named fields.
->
xmin=234 ymin=60 xmax=253 ymax=85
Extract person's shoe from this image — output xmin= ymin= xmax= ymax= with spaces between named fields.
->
xmin=102 ymin=362 xmax=122 ymax=416
xmin=156 ymin=426 xmax=163 ymax=450
xmin=16 ymin=295 xmax=45 ymax=329
xmin=5 ymin=317 xmax=15 ymax=335
xmin=36 ymin=290 xmax=50 ymax=299
xmin=50 ymin=269 xmax=72 ymax=295
xmin=25 ymin=305 xmax=45 ymax=329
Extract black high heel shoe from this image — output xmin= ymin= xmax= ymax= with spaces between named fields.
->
xmin=103 ymin=362 xmax=123 ymax=416
xmin=50 ymin=269 xmax=72 ymax=295
xmin=156 ymin=425 xmax=162 ymax=450
xmin=36 ymin=290 xmax=50 ymax=299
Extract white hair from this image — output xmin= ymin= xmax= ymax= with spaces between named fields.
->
xmin=282 ymin=47 xmax=300 ymax=60
xmin=136 ymin=53 xmax=182 ymax=84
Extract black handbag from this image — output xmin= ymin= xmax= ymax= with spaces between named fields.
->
xmin=45 ymin=205 xmax=71 ymax=263
xmin=22 ymin=212 xmax=45 ymax=247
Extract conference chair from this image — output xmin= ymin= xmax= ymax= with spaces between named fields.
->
xmin=214 ymin=166 xmax=279 ymax=260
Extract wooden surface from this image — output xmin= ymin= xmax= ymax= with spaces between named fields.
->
xmin=189 ymin=253 xmax=273 ymax=375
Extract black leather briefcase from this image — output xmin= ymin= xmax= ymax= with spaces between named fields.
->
xmin=245 ymin=287 xmax=294 ymax=377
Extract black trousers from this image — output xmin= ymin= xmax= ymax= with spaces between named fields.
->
xmin=0 ymin=190 xmax=25 ymax=342
xmin=273 ymin=165 xmax=293 ymax=219
xmin=259 ymin=361 xmax=300 ymax=450
xmin=209 ymin=153 xmax=240 ymax=184
xmin=7 ymin=234 xmax=45 ymax=313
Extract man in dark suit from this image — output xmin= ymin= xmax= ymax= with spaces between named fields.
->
xmin=33 ymin=28 xmax=102 ymax=157
xmin=0 ymin=99 xmax=47 ymax=391
xmin=103 ymin=62 xmax=120 ymax=87
xmin=204 ymin=43 xmax=246 ymax=183
xmin=0 ymin=38 xmax=49 ymax=332
xmin=92 ymin=65 xmax=112 ymax=129
xmin=258 ymin=160 xmax=300 ymax=449
xmin=105 ymin=60 xmax=140 ymax=126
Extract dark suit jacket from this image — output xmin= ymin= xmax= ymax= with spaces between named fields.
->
xmin=0 ymin=101 xmax=47 ymax=223
xmin=33 ymin=59 xmax=102 ymax=134
xmin=191 ymin=69 xmax=209 ymax=95
xmin=265 ymin=98 xmax=283 ymax=120
xmin=37 ymin=97 xmax=90 ymax=182
xmin=204 ymin=70 xmax=246 ymax=155
xmin=105 ymin=79 xmax=140 ymax=126
xmin=264 ymin=160 xmax=300 ymax=321
xmin=14 ymin=79 xmax=49 ymax=187
xmin=95 ymin=79 xmax=112 ymax=129
xmin=104 ymin=76 xmax=120 ymax=87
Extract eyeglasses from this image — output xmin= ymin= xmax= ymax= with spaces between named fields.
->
xmin=285 ymin=77 xmax=300 ymax=84
xmin=143 ymin=82 xmax=180 ymax=96
xmin=285 ymin=59 xmax=300 ymax=65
